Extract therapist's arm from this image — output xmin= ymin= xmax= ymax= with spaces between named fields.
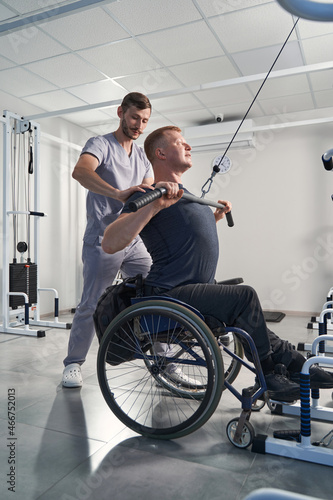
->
xmin=72 ymin=153 xmax=152 ymax=202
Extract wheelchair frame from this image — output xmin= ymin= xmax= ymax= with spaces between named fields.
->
xmin=96 ymin=296 xmax=333 ymax=463
xmin=97 ymin=296 xmax=267 ymax=446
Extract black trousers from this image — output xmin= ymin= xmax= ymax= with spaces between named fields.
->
xmin=147 ymin=283 xmax=284 ymax=362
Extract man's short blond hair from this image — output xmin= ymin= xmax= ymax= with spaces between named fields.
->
xmin=144 ymin=126 xmax=181 ymax=164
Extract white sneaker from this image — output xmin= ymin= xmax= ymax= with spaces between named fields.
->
xmin=164 ymin=365 xmax=201 ymax=387
xmin=62 ymin=363 xmax=82 ymax=388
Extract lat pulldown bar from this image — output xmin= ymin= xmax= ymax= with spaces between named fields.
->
xmin=128 ymin=187 xmax=234 ymax=227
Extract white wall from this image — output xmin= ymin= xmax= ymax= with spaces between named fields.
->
xmin=37 ymin=131 xmax=87 ymax=314
xmin=183 ymin=123 xmax=333 ymax=315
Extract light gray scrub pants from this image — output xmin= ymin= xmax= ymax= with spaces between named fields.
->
xmin=64 ymin=236 xmax=152 ymax=366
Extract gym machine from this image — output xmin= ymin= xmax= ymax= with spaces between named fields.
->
xmin=305 ymin=148 xmax=333 ymax=353
xmin=1 ymin=110 xmax=71 ymax=337
xmin=270 ymin=335 xmax=333 ymax=423
xmin=253 ymin=337 xmax=333 ymax=467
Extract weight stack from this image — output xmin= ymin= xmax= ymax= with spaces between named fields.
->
xmin=9 ymin=263 xmax=38 ymax=308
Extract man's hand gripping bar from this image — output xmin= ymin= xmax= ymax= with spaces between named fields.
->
xmin=128 ymin=187 xmax=234 ymax=227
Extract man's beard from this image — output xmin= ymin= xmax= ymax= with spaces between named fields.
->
xmin=121 ymin=117 xmax=140 ymax=140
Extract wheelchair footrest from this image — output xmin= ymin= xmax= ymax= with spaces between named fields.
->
xmin=273 ymin=429 xmax=301 ymax=442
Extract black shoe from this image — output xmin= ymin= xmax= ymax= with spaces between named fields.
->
xmin=290 ymin=365 xmax=333 ymax=389
xmin=265 ymin=364 xmax=300 ymax=402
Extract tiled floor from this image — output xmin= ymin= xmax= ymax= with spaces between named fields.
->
xmin=0 ymin=313 xmax=333 ymax=500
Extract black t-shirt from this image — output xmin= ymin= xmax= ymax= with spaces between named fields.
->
xmin=122 ymin=186 xmax=219 ymax=290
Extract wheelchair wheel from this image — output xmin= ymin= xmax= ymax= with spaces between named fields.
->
xmin=97 ymin=300 xmax=224 ymax=440
xmin=144 ymin=342 xmax=209 ymax=400
xmin=154 ymin=331 xmax=243 ymax=398
xmin=218 ymin=332 xmax=244 ymax=388
xmin=226 ymin=418 xmax=255 ymax=449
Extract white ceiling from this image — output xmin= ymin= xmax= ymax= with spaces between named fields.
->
xmin=1 ymin=0 xmax=333 ymax=136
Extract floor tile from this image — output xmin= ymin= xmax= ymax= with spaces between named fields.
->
xmin=0 ymin=312 xmax=333 ymax=500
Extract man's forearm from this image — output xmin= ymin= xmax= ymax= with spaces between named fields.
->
xmin=102 ymin=182 xmax=184 ymax=254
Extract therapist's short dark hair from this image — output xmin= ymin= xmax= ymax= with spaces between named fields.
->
xmin=121 ymin=92 xmax=152 ymax=113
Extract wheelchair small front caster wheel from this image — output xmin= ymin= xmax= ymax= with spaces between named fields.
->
xmin=251 ymin=399 xmax=265 ymax=411
xmin=267 ymin=399 xmax=278 ymax=412
xmin=226 ymin=418 xmax=255 ymax=449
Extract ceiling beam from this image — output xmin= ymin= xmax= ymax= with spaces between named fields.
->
xmin=27 ymin=60 xmax=333 ymax=121
xmin=0 ymin=0 xmax=117 ymax=35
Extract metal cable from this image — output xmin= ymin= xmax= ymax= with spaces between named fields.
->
xmin=201 ymin=17 xmax=299 ymax=197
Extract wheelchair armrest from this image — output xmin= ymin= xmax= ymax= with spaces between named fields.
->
xmin=217 ymin=277 xmax=244 ymax=286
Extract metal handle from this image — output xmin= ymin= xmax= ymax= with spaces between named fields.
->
xmin=128 ymin=188 xmax=234 ymax=227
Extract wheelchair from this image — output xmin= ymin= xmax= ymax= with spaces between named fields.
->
xmin=96 ymin=291 xmax=268 ymax=447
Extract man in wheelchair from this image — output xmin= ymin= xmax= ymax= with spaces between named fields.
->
xmin=101 ymin=125 xmax=333 ymax=402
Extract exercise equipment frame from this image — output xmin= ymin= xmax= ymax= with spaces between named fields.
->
xmin=252 ymin=354 xmax=333 ymax=467
xmin=270 ymin=335 xmax=333 ymax=423
xmin=303 ymin=305 xmax=333 ymax=354
xmin=1 ymin=110 xmax=71 ymax=337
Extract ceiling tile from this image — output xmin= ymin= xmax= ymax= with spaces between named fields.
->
xmin=0 ymin=66 xmax=57 ymax=96
xmin=258 ymin=93 xmax=315 ymax=115
xmin=302 ymin=33 xmax=333 ymax=65
xmin=232 ymin=41 xmax=304 ymax=76
xmin=24 ymin=89 xmax=87 ymax=112
xmin=68 ymin=79 xmax=126 ymax=104
xmin=248 ymin=74 xmax=311 ymax=100
xmin=297 ymin=17 xmax=333 ymax=39
xmin=114 ymin=68 xmax=182 ymax=96
xmin=152 ymin=93 xmax=202 ymax=113
xmin=162 ymin=108 xmax=214 ymax=128
xmin=39 ymin=7 xmax=129 ymax=50
xmin=96 ymin=106 xmax=119 ymax=119
xmin=194 ymin=85 xmax=254 ymax=108
xmin=62 ymin=108 xmax=118 ymax=129
xmin=169 ymin=56 xmax=239 ymax=87
xmin=195 ymin=0 xmax=274 ymax=17
xmin=209 ymin=3 xmax=295 ymax=53
xmin=309 ymin=70 xmax=333 ymax=92
xmin=0 ymin=0 xmax=73 ymax=15
xmin=105 ymin=0 xmax=201 ymax=35
xmin=25 ymin=53 xmax=103 ymax=88
xmin=86 ymin=121 xmax=119 ymax=136
xmin=0 ymin=88 xmax=44 ymax=116
xmin=78 ymin=39 xmax=161 ymax=78
xmin=314 ymin=89 xmax=333 ymax=109
xmin=0 ymin=28 xmax=68 ymax=64
xmin=0 ymin=3 xmax=17 ymax=21
xmin=138 ymin=21 xmax=224 ymax=66
xmin=0 ymin=54 xmax=15 ymax=70
xmin=207 ymin=101 xmax=264 ymax=121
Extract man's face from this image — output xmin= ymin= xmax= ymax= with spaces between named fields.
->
xmin=162 ymin=130 xmax=192 ymax=169
xmin=120 ymin=105 xmax=151 ymax=140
